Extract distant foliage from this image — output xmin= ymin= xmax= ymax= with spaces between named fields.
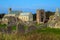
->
xmin=46 ymin=11 xmax=55 ymax=19
xmin=33 ymin=14 xmax=36 ymax=21
xmin=0 ymin=14 xmax=5 ymax=19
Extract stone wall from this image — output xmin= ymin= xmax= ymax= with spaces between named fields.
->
xmin=36 ymin=9 xmax=46 ymax=24
xmin=48 ymin=8 xmax=60 ymax=28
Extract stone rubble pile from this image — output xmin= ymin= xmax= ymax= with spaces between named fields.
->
xmin=48 ymin=8 xmax=60 ymax=28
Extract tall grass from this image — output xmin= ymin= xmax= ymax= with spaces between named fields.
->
xmin=0 ymin=28 xmax=60 ymax=40
xmin=0 ymin=24 xmax=60 ymax=40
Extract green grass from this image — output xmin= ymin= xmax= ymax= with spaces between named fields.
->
xmin=2 ymin=27 xmax=60 ymax=40
xmin=0 ymin=24 xmax=60 ymax=40
xmin=0 ymin=24 xmax=16 ymax=30
xmin=0 ymin=24 xmax=7 ymax=28
xmin=12 ymin=25 xmax=16 ymax=30
xmin=0 ymin=27 xmax=60 ymax=40
xmin=31 ymin=27 xmax=60 ymax=35
xmin=24 ymin=25 xmax=28 ymax=30
xmin=0 ymin=24 xmax=60 ymax=35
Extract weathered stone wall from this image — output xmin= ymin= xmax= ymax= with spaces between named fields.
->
xmin=36 ymin=9 xmax=46 ymax=24
xmin=48 ymin=8 xmax=60 ymax=28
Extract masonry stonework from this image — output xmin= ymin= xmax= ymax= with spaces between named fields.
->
xmin=36 ymin=9 xmax=46 ymax=24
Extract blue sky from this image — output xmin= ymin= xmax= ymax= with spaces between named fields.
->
xmin=0 ymin=0 xmax=60 ymax=13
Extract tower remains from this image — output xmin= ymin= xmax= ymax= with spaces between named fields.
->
xmin=36 ymin=9 xmax=46 ymax=24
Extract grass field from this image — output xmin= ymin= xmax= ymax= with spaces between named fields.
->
xmin=0 ymin=27 xmax=60 ymax=40
xmin=35 ymin=28 xmax=60 ymax=34
xmin=0 ymin=24 xmax=60 ymax=40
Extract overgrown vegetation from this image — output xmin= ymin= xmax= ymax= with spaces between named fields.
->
xmin=24 ymin=25 xmax=28 ymax=30
xmin=33 ymin=27 xmax=60 ymax=34
xmin=12 ymin=25 xmax=16 ymax=30
xmin=0 ymin=24 xmax=60 ymax=40
xmin=0 ymin=24 xmax=7 ymax=28
xmin=0 ymin=27 xmax=60 ymax=40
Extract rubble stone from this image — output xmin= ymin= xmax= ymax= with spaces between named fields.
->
xmin=48 ymin=8 xmax=60 ymax=28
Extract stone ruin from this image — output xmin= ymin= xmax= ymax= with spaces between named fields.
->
xmin=1 ymin=16 xmax=24 ymax=33
xmin=36 ymin=9 xmax=46 ymax=24
xmin=48 ymin=8 xmax=60 ymax=28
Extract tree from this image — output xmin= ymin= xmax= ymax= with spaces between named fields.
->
xmin=33 ymin=13 xmax=36 ymax=21
xmin=0 ymin=13 xmax=5 ymax=19
xmin=45 ymin=11 xmax=55 ymax=19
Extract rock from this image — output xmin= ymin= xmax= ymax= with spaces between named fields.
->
xmin=48 ymin=16 xmax=55 ymax=28
xmin=48 ymin=8 xmax=60 ymax=28
xmin=6 ymin=26 xmax=12 ymax=33
xmin=28 ymin=25 xmax=37 ymax=32
xmin=18 ymin=23 xmax=25 ymax=33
